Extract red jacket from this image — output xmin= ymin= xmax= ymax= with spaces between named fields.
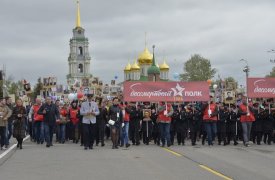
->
xmin=124 ymin=111 xmax=130 ymax=122
xmin=203 ymin=103 xmax=218 ymax=121
xmin=239 ymin=104 xmax=255 ymax=122
xmin=123 ymin=105 xmax=130 ymax=122
xmin=69 ymin=107 xmax=79 ymax=125
xmin=158 ymin=104 xmax=172 ymax=123
xmin=58 ymin=108 xmax=68 ymax=124
xmin=60 ymin=108 xmax=68 ymax=117
xmin=33 ymin=105 xmax=44 ymax=122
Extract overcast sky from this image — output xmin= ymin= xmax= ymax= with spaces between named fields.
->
xmin=1 ymin=0 xmax=275 ymax=86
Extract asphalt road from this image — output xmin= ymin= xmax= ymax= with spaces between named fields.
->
xmin=0 ymin=139 xmax=275 ymax=180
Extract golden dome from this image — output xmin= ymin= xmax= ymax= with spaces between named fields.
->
xmin=138 ymin=48 xmax=153 ymax=65
xmin=159 ymin=60 xmax=169 ymax=70
xmin=131 ymin=60 xmax=140 ymax=71
xmin=124 ymin=62 xmax=131 ymax=72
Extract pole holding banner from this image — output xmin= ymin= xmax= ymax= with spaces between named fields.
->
xmin=229 ymin=103 xmax=231 ymax=120
xmin=217 ymin=103 xmax=220 ymax=120
xmin=247 ymin=97 xmax=250 ymax=116
xmin=208 ymin=102 xmax=211 ymax=118
xmin=164 ymin=102 xmax=168 ymax=116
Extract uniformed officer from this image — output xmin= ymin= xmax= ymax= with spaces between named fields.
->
xmin=226 ymin=104 xmax=239 ymax=145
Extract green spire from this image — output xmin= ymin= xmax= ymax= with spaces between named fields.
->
xmin=152 ymin=45 xmax=156 ymax=66
xmin=147 ymin=45 xmax=160 ymax=74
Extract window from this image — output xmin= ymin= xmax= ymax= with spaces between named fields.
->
xmin=78 ymin=64 xmax=83 ymax=73
xmin=78 ymin=47 xmax=83 ymax=55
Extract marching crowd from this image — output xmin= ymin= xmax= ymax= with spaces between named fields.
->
xmin=0 ymin=94 xmax=275 ymax=151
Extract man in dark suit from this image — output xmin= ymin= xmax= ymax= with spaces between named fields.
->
xmin=38 ymin=97 xmax=60 ymax=147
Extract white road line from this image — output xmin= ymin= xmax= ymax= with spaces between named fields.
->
xmin=0 ymin=135 xmax=30 ymax=160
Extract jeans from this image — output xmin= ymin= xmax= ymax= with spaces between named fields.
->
xmin=57 ymin=124 xmax=66 ymax=143
xmin=204 ymin=122 xmax=217 ymax=145
xmin=44 ymin=124 xmax=54 ymax=146
xmin=0 ymin=127 xmax=6 ymax=147
xmin=159 ymin=123 xmax=171 ymax=146
xmin=5 ymin=124 xmax=9 ymax=146
xmin=5 ymin=121 xmax=13 ymax=146
xmin=34 ymin=121 xmax=44 ymax=143
xmin=121 ymin=122 xmax=129 ymax=145
xmin=28 ymin=120 xmax=34 ymax=140
xmin=241 ymin=122 xmax=252 ymax=144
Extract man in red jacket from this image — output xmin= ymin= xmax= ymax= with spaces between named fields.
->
xmin=239 ymin=100 xmax=255 ymax=147
xmin=202 ymin=100 xmax=218 ymax=146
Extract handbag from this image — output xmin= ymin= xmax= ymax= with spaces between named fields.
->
xmin=108 ymin=119 xmax=115 ymax=126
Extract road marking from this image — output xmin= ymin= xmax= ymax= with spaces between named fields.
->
xmin=162 ymin=147 xmax=182 ymax=157
xmin=199 ymin=165 xmax=233 ymax=180
xmin=162 ymin=147 xmax=233 ymax=180
xmin=0 ymin=135 xmax=30 ymax=160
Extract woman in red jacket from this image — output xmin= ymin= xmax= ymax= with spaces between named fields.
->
xmin=57 ymin=103 xmax=69 ymax=144
xmin=69 ymin=101 xmax=80 ymax=143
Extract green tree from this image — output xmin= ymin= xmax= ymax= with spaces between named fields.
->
xmin=224 ymin=77 xmax=238 ymax=90
xmin=0 ymin=80 xmax=3 ymax=98
xmin=180 ymin=54 xmax=217 ymax=81
xmin=211 ymin=77 xmax=238 ymax=91
xmin=7 ymin=80 xmax=23 ymax=100
xmin=266 ymin=67 xmax=275 ymax=77
xmin=32 ymin=78 xmax=43 ymax=99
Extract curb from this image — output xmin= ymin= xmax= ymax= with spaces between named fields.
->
xmin=0 ymin=135 xmax=30 ymax=166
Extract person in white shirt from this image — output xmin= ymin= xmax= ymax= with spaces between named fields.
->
xmin=80 ymin=94 xmax=100 ymax=150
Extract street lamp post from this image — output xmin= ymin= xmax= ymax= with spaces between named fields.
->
xmin=213 ymin=84 xmax=219 ymax=119
xmin=240 ymin=59 xmax=250 ymax=116
xmin=267 ymin=49 xmax=275 ymax=63
xmin=213 ymin=84 xmax=218 ymax=102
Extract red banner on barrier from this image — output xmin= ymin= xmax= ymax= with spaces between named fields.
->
xmin=247 ymin=78 xmax=275 ymax=98
xmin=123 ymin=81 xmax=210 ymax=102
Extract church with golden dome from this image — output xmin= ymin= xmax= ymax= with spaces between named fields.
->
xmin=124 ymin=45 xmax=170 ymax=82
